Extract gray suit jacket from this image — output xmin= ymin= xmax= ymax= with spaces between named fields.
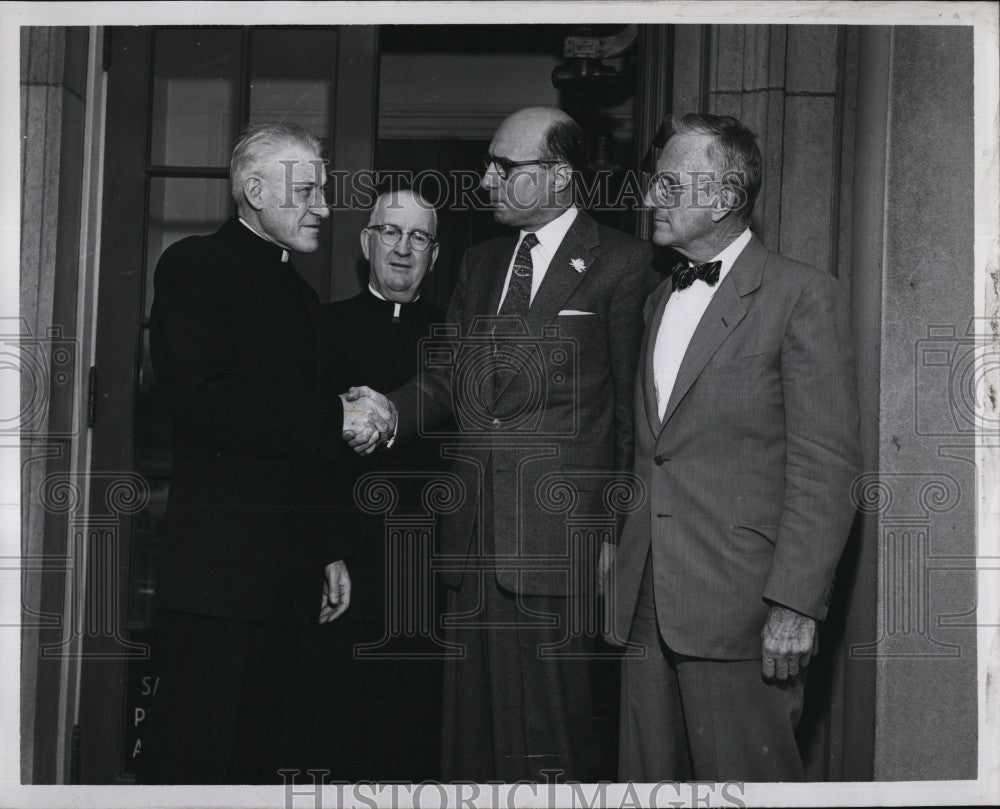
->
xmin=391 ymin=211 xmax=655 ymax=596
xmin=606 ymin=234 xmax=861 ymax=658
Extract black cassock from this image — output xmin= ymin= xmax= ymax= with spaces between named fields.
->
xmin=140 ymin=218 xmax=355 ymax=784
xmin=313 ymin=288 xmax=447 ymax=781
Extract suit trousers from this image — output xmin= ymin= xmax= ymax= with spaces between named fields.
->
xmin=136 ymin=609 xmax=318 ymax=784
xmin=619 ymin=556 xmax=806 ymax=782
xmin=440 ymin=494 xmax=601 ymax=783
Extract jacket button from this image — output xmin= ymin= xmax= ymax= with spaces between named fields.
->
xmin=653 ymin=455 xmax=664 ymax=466
xmin=492 ymin=417 xmax=502 ymax=429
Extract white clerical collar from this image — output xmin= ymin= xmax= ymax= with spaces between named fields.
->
xmin=368 ymin=283 xmax=419 ymax=320
xmin=703 ymin=228 xmax=752 ymax=285
xmin=238 ymin=217 xmax=290 ymax=263
xmin=520 ymin=205 xmax=578 ymax=251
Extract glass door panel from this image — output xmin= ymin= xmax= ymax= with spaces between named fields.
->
xmin=249 ymin=28 xmax=337 ymax=138
xmin=249 ymin=27 xmax=340 ymax=300
xmin=149 ymin=28 xmax=242 ymax=167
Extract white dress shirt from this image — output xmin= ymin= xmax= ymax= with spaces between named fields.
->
xmin=496 ymin=206 xmax=579 ymax=312
xmin=653 ymin=228 xmax=752 ymax=420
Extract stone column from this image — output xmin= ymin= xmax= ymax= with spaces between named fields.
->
xmin=19 ymin=26 xmax=91 ymax=784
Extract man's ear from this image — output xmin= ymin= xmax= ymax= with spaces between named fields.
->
xmin=243 ymin=176 xmax=265 ymax=212
xmin=428 ymin=242 xmax=440 ymax=272
xmin=711 ymin=184 xmax=740 ymax=223
xmin=360 ymin=228 xmax=372 ymax=261
xmin=552 ymin=163 xmax=574 ymax=194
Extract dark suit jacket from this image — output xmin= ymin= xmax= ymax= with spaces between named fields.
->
xmin=149 ymin=217 xmax=352 ymax=625
xmin=607 ymin=234 xmax=862 ymax=658
xmin=390 ymin=210 xmax=656 ymax=596
xmin=319 ymin=290 xmax=447 ymax=624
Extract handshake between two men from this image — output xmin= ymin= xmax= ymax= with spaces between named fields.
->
xmin=339 ymin=386 xmax=398 ymax=455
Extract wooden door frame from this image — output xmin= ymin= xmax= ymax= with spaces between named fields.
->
xmin=79 ymin=25 xmax=154 ymax=784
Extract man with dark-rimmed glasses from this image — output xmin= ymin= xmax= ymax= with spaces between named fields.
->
xmin=379 ymin=106 xmax=657 ymax=781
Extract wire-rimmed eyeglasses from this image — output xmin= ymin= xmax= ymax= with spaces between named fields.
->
xmin=365 ymin=224 xmax=437 ymax=252
xmin=645 ymin=170 xmax=728 ymax=208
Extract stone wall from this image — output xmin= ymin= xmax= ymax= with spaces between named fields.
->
xmin=670 ymin=23 xmax=979 ymax=781
xmin=872 ymin=24 xmax=977 ymax=781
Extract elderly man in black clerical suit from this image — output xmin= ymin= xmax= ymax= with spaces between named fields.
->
xmin=315 ymin=189 xmax=447 ymax=780
xmin=349 ymin=107 xmax=657 ymax=782
xmin=139 ymin=122 xmax=393 ymax=784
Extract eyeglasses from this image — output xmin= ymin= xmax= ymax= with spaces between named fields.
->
xmin=365 ymin=224 xmax=437 ymax=252
xmin=483 ymin=154 xmax=562 ymax=181
xmin=647 ymin=173 xmax=717 ymax=208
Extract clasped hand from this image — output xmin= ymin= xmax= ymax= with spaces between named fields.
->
xmin=340 ymin=386 xmax=397 ymax=455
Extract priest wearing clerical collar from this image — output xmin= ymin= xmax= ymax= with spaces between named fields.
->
xmin=140 ymin=121 xmax=396 ymax=784
xmin=314 ymin=188 xmax=447 ymax=781
xmin=322 ymin=189 xmax=444 ymax=390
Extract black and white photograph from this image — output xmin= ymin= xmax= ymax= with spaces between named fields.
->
xmin=2 ymin=1 xmax=998 ymax=807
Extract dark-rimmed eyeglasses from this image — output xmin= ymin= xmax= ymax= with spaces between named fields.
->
xmin=483 ymin=154 xmax=562 ymax=181
xmin=365 ymin=224 xmax=437 ymax=252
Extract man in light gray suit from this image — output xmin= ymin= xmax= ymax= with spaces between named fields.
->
xmin=605 ymin=113 xmax=861 ymax=781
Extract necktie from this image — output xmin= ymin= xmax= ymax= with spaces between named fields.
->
xmin=497 ymin=232 xmax=539 ymax=318
xmin=671 ymin=260 xmax=721 ymax=291
xmin=493 ymin=232 xmax=538 ymax=399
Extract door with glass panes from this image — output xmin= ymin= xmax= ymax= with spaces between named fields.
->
xmin=79 ymin=25 xmax=377 ymax=783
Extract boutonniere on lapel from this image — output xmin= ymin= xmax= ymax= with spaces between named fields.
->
xmin=569 ymin=257 xmax=587 ymax=274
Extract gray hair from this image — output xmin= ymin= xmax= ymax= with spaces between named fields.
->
xmin=229 ymin=121 xmax=323 ymax=204
xmin=667 ymin=113 xmax=763 ymax=223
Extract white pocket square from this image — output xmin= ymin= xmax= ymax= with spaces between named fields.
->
xmin=558 ymin=309 xmax=595 ymax=316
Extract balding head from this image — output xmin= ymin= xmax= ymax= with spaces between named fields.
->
xmin=482 ymin=106 xmax=587 ymax=230
xmin=496 ymin=107 xmax=589 ymax=173
xmin=368 ymin=189 xmax=438 ymax=233
xmin=497 ymin=107 xmax=571 ymax=142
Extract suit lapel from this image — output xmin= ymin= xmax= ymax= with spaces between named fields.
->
xmin=524 ymin=212 xmax=598 ymax=335
xmin=641 ymin=282 xmax=672 ymax=437
xmin=477 ymin=235 xmax=519 ymax=320
xmin=656 ymin=234 xmax=768 ymax=434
